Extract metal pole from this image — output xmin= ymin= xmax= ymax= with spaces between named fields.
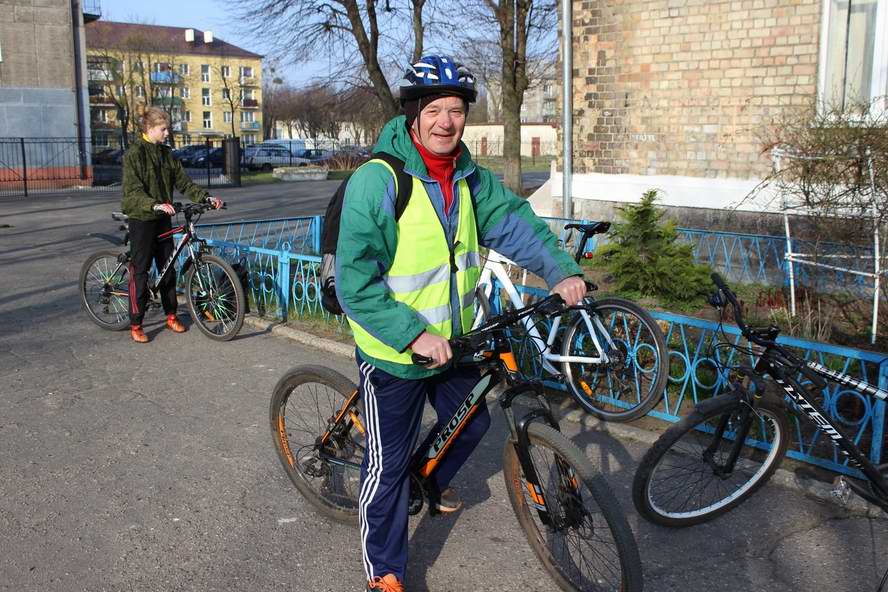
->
xmin=20 ymin=138 xmax=28 ymax=197
xmin=869 ymin=154 xmax=880 ymax=344
xmin=206 ymin=139 xmax=211 ymax=188
xmin=561 ymin=0 xmax=573 ymax=219
xmin=784 ymin=211 xmax=796 ymax=316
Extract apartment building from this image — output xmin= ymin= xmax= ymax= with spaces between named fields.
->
xmin=85 ymin=21 xmax=263 ymax=147
xmin=553 ymin=0 xmax=888 ymax=230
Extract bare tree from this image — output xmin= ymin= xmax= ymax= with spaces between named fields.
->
xmin=235 ymin=0 xmax=438 ymax=122
xmin=452 ymin=0 xmax=558 ymax=192
xmin=215 ymin=62 xmax=248 ymax=138
xmin=262 ymin=66 xmax=285 ymax=139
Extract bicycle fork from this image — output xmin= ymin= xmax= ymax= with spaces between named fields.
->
xmin=704 ymin=392 xmax=757 ymax=478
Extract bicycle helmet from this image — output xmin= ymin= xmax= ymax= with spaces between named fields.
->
xmin=398 ymin=55 xmax=477 ymax=104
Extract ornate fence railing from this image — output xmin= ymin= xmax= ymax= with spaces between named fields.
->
xmin=197 ymin=215 xmax=888 ymax=477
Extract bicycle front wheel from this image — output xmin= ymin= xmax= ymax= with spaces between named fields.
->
xmin=270 ymin=365 xmax=364 ymax=525
xmin=562 ymin=297 xmax=668 ymax=422
xmin=503 ymin=423 xmax=643 ymax=592
xmin=80 ymin=250 xmax=131 ymax=331
xmin=632 ymin=393 xmax=789 ymax=527
xmin=185 ymin=254 xmax=245 ymax=341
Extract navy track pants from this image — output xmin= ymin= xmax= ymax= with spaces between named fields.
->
xmin=356 ymin=353 xmax=491 ymax=582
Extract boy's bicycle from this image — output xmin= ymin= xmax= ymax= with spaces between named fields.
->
xmin=79 ymin=202 xmax=246 ymax=341
xmin=632 ymin=272 xmax=888 ymax=529
xmin=270 ymin=294 xmax=644 ymax=592
xmin=474 ymin=221 xmax=668 ymax=422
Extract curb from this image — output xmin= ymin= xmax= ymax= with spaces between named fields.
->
xmin=247 ymin=314 xmax=885 ymax=519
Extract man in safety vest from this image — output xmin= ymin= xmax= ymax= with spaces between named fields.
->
xmin=335 ymin=55 xmax=586 ymax=592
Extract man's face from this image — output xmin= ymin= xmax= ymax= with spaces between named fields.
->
xmin=411 ymin=95 xmax=466 ymax=156
xmin=146 ymin=123 xmax=170 ymax=144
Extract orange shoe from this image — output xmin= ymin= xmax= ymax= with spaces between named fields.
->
xmin=367 ymin=575 xmax=404 ymax=592
xmin=131 ymin=325 xmax=149 ymax=343
xmin=166 ymin=314 xmax=187 ymax=333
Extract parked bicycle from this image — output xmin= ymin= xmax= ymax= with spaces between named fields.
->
xmin=633 ymin=272 xmax=888 ymax=529
xmin=270 ymin=294 xmax=643 ymax=592
xmin=79 ymin=202 xmax=246 ymax=341
xmin=474 ymin=221 xmax=668 ymax=422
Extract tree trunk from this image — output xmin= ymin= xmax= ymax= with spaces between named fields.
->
xmin=501 ymin=88 xmax=522 ymax=193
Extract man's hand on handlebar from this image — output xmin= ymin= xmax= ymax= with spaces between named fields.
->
xmin=552 ymin=275 xmax=586 ymax=307
xmin=153 ymin=203 xmax=176 ymax=216
xmin=411 ymin=332 xmax=452 ymax=369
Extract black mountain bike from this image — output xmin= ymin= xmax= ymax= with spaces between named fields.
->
xmin=633 ymin=272 xmax=888 ymax=530
xmin=270 ymin=294 xmax=643 ymax=592
xmin=79 ymin=202 xmax=246 ymax=341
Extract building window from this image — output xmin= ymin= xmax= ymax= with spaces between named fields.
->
xmin=222 ymin=88 xmax=231 ymax=100
xmin=241 ymin=110 xmax=254 ymax=123
xmin=97 ymin=109 xmax=107 ymax=123
xmin=95 ymin=132 xmax=109 ymax=148
xmin=179 ymin=63 xmax=190 ymax=76
xmin=136 ymin=86 xmax=145 ymax=98
xmin=224 ymin=111 xmax=232 ymax=123
xmin=241 ymin=88 xmax=255 ymax=101
xmin=154 ymin=62 xmax=170 ymax=72
xmin=158 ymin=86 xmax=172 ymax=98
xmin=819 ymin=0 xmax=888 ymax=110
xmin=202 ymin=88 xmax=211 ymax=106
xmin=240 ymin=65 xmax=253 ymax=78
xmin=181 ymin=86 xmax=190 ymax=99
xmin=203 ymin=111 xmax=212 ymax=129
xmin=182 ymin=134 xmax=191 ymax=144
xmin=184 ymin=110 xmax=192 ymax=123
xmin=201 ymin=64 xmax=210 ymax=82
xmin=221 ymin=65 xmax=230 ymax=78
xmin=116 ymin=85 xmax=124 ymax=97
xmin=243 ymin=133 xmax=257 ymax=144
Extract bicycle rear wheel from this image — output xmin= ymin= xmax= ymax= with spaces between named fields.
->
xmin=80 ymin=250 xmax=131 ymax=331
xmin=562 ymin=297 xmax=668 ymax=422
xmin=185 ymin=254 xmax=245 ymax=341
xmin=270 ymin=365 xmax=364 ymax=525
xmin=632 ymin=393 xmax=788 ymax=527
xmin=503 ymin=423 xmax=643 ymax=592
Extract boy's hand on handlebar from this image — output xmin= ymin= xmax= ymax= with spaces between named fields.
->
xmin=411 ymin=332 xmax=452 ymax=368
xmin=153 ymin=203 xmax=176 ymax=216
xmin=552 ymin=276 xmax=586 ymax=307
xmin=206 ymin=196 xmax=224 ymax=210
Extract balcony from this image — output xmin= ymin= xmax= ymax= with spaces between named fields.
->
xmin=88 ymin=69 xmax=113 ymax=82
xmin=151 ymin=96 xmax=184 ymax=108
xmin=171 ymin=121 xmax=187 ymax=132
xmin=242 ymin=98 xmax=259 ymax=109
xmin=150 ymin=71 xmax=182 ymax=85
xmin=89 ymin=94 xmax=115 ymax=106
xmin=239 ymin=75 xmax=257 ymax=86
xmin=241 ymin=121 xmax=260 ymax=130
xmin=83 ymin=0 xmax=101 ymax=22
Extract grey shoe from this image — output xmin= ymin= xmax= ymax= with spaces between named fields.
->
xmin=433 ymin=487 xmax=463 ymax=513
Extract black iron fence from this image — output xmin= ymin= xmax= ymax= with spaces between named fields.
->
xmin=0 ymin=137 xmax=243 ymax=198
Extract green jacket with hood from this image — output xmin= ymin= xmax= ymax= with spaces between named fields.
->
xmin=121 ymin=136 xmax=209 ymax=221
xmin=336 ymin=116 xmax=582 ymax=379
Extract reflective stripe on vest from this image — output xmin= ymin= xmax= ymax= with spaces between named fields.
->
xmin=349 ymin=174 xmax=481 ymax=365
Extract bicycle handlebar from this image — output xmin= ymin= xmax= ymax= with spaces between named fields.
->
xmin=411 ymin=293 xmax=567 ymax=367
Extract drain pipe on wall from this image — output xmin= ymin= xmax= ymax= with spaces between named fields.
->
xmin=561 ymin=0 xmax=573 ymax=219
xmin=70 ymin=0 xmax=88 ymax=179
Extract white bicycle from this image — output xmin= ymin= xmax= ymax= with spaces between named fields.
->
xmin=473 ymin=222 xmax=669 ymax=422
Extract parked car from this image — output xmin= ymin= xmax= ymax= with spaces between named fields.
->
xmin=247 ymin=144 xmax=309 ymax=171
xmin=191 ymin=147 xmax=225 ymax=168
xmin=299 ymin=148 xmax=333 ymax=164
xmin=174 ymin=144 xmax=214 ymax=167
xmin=93 ymin=148 xmax=124 ymax=165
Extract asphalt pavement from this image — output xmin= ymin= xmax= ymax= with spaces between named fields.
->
xmin=2 ymin=186 xmax=888 ymax=592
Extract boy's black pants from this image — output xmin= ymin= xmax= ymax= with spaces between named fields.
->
xmin=128 ymin=218 xmax=178 ymax=326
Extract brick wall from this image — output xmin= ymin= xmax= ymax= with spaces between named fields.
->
xmin=567 ymin=0 xmax=821 ymax=178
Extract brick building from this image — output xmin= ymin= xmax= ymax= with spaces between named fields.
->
xmin=551 ymin=0 xmax=888 ymax=230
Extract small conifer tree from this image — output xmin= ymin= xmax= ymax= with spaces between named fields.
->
xmin=596 ymin=190 xmax=712 ymax=306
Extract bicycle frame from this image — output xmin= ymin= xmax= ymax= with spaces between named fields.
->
xmin=473 ymin=249 xmax=616 ymax=376
xmin=317 ymin=346 xmax=568 ymax=524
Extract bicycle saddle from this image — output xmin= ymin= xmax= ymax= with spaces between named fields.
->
xmin=564 ymin=221 xmax=611 ymax=235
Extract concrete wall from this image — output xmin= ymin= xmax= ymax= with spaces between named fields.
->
xmin=0 ymin=0 xmax=81 ymax=138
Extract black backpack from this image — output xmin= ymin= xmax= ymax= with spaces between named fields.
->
xmin=320 ymin=152 xmax=413 ymax=315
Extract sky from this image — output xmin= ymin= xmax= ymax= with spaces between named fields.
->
xmin=98 ymin=0 xmax=324 ymax=85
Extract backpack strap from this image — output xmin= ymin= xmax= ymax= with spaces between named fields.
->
xmin=370 ymin=152 xmax=413 ymax=220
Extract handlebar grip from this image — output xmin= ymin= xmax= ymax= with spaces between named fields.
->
xmin=411 ymin=353 xmax=433 ymax=366
xmin=564 ymin=223 xmax=579 ymax=230
xmin=710 ymin=272 xmax=728 ymax=292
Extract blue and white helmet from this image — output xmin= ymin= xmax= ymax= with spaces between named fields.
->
xmin=399 ymin=55 xmax=477 ymax=104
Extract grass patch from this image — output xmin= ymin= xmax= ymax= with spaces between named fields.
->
xmin=241 ymin=171 xmax=282 ymax=185
xmin=327 ymin=170 xmax=354 ymax=181
xmin=473 ymin=155 xmax=554 ymax=174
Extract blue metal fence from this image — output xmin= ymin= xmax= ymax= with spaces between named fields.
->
xmin=198 ymin=215 xmax=888 ymax=477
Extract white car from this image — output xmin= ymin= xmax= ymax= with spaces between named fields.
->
xmin=247 ymin=144 xmax=310 ymax=171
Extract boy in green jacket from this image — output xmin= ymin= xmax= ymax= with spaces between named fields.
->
xmin=334 ymin=55 xmax=584 ymax=591
xmin=121 ymin=107 xmax=223 ymax=343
